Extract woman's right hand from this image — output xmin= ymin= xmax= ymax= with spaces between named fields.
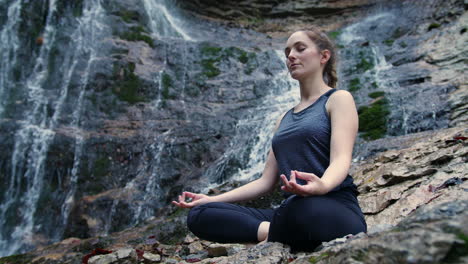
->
xmin=171 ymin=191 xmax=213 ymax=208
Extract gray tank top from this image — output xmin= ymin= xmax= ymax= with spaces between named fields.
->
xmin=271 ymin=88 xmax=358 ymax=197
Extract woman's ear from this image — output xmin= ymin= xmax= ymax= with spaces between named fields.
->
xmin=320 ymin=49 xmax=331 ymax=65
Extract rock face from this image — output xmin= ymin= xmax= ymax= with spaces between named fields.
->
xmin=1 ymin=127 xmax=466 ymax=264
xmin=0 ymin=0 xmax=466 ymax=260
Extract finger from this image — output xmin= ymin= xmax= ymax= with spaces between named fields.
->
xmin=290 ymin=170 xmax=297 ymax=184
xmin=294 ymin=170 xmax=316 ymax=181
xmin=172 ymin=201 xmax=185 ymax=208
xmin=290 ymin=181 xmax=306 ymax=193
xmin=280 ymin=174 xmax=291 ymax=188
xmin=184 ymin=191 xmax=197 ymax=198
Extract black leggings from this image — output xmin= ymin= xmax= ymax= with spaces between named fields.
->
xmin=187 ymin=188 xmax=367 ymax=251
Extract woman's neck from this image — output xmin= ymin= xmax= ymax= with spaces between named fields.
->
xmin=298 ymin=74 xmax=330 ymax=102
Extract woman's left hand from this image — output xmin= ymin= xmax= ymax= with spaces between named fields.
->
xmin=280 ymin=170 xmax=329 ymax=196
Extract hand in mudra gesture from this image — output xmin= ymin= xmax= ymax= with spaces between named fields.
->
xmin=172 ymin=191 xmax=213 ymax=208
xmin=280 ymin=170 xmax=328 ymax=196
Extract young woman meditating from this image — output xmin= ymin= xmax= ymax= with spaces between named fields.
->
xmin=172 ymin=26 xmax=367 ymax=251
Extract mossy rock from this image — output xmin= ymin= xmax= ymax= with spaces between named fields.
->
xmin=117 ymin=26 xmax=154 ymax=48
xmin=309 ymin=252 xmax=330 ymax=263
xmin=368 ymin=91 xmax=385 ymax=99
xmin=358 ymin=97 xmax=390 ymax=140
xmin=0 ymin=253 xmax=33 ymax=264
xmin=112 ymin=62 xmax=146 ymax=104
xmin=198 ymin=44 xmax=258 ymax=78
xmin=428 ymin=23 xmax=441 ymax=31
xmin=349 ymin=78 xmax=361 ymax=92
xmin=161 ymin=72 xmax=176 ymax=100
xmin=114 ymin=10 xmax=141 ymax=23
xmin=328 ymin=30 xmax=341 ymax=40
xmin=383 ymin=39 xmax=394 ymax=46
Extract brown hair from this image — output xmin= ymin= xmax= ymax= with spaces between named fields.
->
xmin=300 ymin=27 xmax=338 ymax=88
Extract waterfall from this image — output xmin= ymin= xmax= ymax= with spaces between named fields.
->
xmin=0 ymin=0 xmax=60 ymax=256
xmin=142 ymin=0 xmax=193 ymax=41
xmin=0 ymin=0 xmax=21 ymax=117
xmin=57 ymin=0 xmax=109 ymax=240
xmin=101 ymin=0 xmax=194 ymax=232
xmin=0 ymin=0 xmax=110 ymax=256
xmin=202 ymin=50 xmax=298 ymax=188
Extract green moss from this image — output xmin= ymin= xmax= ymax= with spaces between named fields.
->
xmin=399 ymin=41 xmax=408 ymax=48
xmin=114 ymin=10 xmax=141 ymax=23
xmin=201 ymin=45 xmax=222 ymax=57
xmin=368 ymin=91 xmax=385 ymax=98
xmin=309 ymin=252 xmax=330 ymax=263
xmin=355 ymin=51 xmax=374 ymax=72
xmin=428 ymin=23 xmax=441 ymax=31
xmin=349 ymin=78 xmax=361 ymax=92
xmin=198 ymin=45 xmax=258 ymax=78
xmin=201 ymin=59 xmax=221 ymax=78
xmin=0 ymin=253 xmax=33 ymax=264
xmin=371 ymin=81 xmax=379 ymax=89
xmin=328 ymin=30 xmax=341 ymax=40
xmin=94 ymin=156 xmax=110 ymax=178
xmin=358 ymin=97 xmax=390 ymax=140
xmin=383 ymin=39 xmax=394 ymax=46
xmin=161 ymin=72 xmax=175 ymax=100
xmin=391 ymin=27 xmax=405 ymax=39
xmin=238 ymin=51 xmax=249 ymax=64
xmin=118 ymin=26 xmax=154 ymax=48
xmin=442 ymin=231 xmax=468 ymax=263
xmin=112 ymin=63 xmax=146 ymax=104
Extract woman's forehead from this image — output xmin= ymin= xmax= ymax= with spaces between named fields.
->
xmin=285 ymin=31 xmax=312 ymax=48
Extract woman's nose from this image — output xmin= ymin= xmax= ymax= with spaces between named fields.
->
xmin=287 ymin=51 xmax=297 ymax=61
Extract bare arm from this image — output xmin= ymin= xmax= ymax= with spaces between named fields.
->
xmin=173 ymin=112 xmax=286 ymax=208
xmin=320 ymin=90 xmax=358 ymax=192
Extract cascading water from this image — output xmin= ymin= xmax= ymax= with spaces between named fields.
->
xmin=0 ymin=0 xmax=110 ymax=256
xmin=0 ymin=0 xmax=21 ymax=117
xmin=202 ymin=50 xmax=298 ymax=187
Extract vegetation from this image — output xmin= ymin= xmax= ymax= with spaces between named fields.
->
xmin=115 ymin=10 xmax=141 ymax=23
xmin=328 ymin=30 xmax=341 ymax=40
xmin=383 ymin=39 xmax=394 ymax=46
xmin=117 ymin=26 xmax=154 ymax=48
xmin=198 ymin=44 xmax=258 ymax=78
xmin=358 ymin=97 xmax=390 ymax=140
xmin=112 ymin=62 xmax=146 ymax=104
xmin=349 ymin=78 xmax=361 ymax=92
xmin=309 ymin=253 xmax=330 ymax=263
xmin=0 ymin=254 xmax=33 ymax=264
xmin=368 ymin=91 xmax=385 ymax=98
xmin=355 ymin=51 xmax=374 ymax=72
xmin=161 ymin=72 xmax=176 ymax=100
xmin=428 ymin=23 xmax=441 ymax=31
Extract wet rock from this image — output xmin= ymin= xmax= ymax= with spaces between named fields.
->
xmin=207 ymin=243 xmax=228 ymax=257
xmin=188 ymin=241 xmax=204 ymax=254
xmin=142 ymin=252 xmax=161 ymax=262
xmin=88 ymin=253 xmax=118 ymax=264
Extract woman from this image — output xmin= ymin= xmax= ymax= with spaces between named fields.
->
xmin=172 ymin=26 xmax=367 ymax=251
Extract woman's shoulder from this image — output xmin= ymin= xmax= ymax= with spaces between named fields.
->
xmin=326 ymin=89 xmax=356 ymax=113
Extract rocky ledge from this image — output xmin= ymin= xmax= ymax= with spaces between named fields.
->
xmin=1 ymin=126 xmax=466 ymax=264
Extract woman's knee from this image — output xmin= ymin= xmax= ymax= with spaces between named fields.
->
xmin=186 ymin=204 xmax=207 ymax=232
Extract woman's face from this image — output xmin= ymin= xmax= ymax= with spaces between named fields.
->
xmin=284 ymin=31 xmax=325 ymax=80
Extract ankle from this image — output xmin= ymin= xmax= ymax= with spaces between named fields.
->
xmin=257 ymin=221 xmax=270 ymax=241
